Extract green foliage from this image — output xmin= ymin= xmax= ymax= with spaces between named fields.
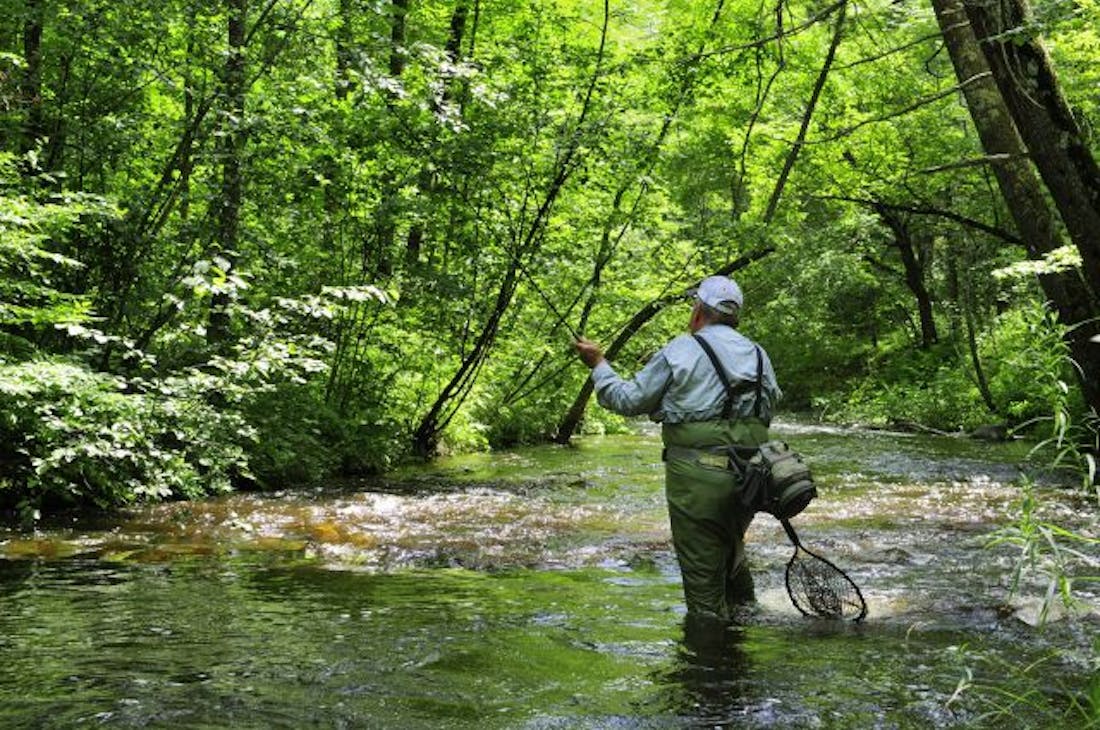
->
xmin=826 ymin=342 xmax=993 ymax=430
xmin=241 ymin=384 xmax=343 ymax=486
xmin=986 ymin=481 xmax=1100 ymax=624
xmin=0 ymin=358 xmax=249 ymax=517
xmin=982 ymin=304 xmax=1083 ymax=425
xmin=944 ymin=642 xmax=1100 ymax=727
xmin=803 ymin=299 xmax=1087 ymax=436
xmin=752 ymin=225 xmax=898 ymax=409
xmin=0 ymin=153 xmax=115 ymax=330
xmin=0 ymin=0 xmax=1097 ymax=521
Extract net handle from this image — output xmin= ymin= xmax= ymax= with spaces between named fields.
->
xmin=780 ymin=517 xmax=802 ymax=547
xmin=781 ymin=516 xmax=869 ymax=622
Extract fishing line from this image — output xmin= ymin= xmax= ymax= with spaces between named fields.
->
xmin=506 ymin=248 xmax=584 ymax=341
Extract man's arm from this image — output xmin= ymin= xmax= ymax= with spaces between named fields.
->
xmin=574 ymin=338 xmax=671 ymax=417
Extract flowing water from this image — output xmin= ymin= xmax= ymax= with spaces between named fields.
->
xmin=1 ymin=421 xmax=1098 ymax=728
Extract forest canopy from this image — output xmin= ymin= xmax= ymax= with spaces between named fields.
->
xmin=1 ymin=0 xmax=1098 ymax=516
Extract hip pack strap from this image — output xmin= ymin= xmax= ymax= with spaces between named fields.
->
xmin=663 ymin=445 xmax=729 ymax=469
xmin=663 ymin=444 xmax=761 ymax=470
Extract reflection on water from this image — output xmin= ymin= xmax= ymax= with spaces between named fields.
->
xmin=656 ymin=614 xmax=755 ymax=725
xmin=0 ymin=421 xmax=1098 ymax=728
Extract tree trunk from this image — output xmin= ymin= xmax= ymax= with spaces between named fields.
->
xmin=876 ymin=205 xmax=938 ymax=348
xmin=951 ymin=239 xmax=998 ymax=412
xmin=763 ymin=0 xmax=846 ymax=220
xmin=335 ymin=0 xmax=354 ymax=101
xmin=405 ymin=1 xmax=470 ymax=264
xmin=180 ymin=7 xmax=198 ymax=222
xmin=19 ymin=0 xmax=45 ymax=166
xmin=556 ymin=0 xmax=790 ymax=443
xmin=369 ymin=0 xmax=413 ymax=276
xmin=936 ymin=0 xmax=1100 ymax=413
xmin=554 ymin=1 xmax=845 ymax=443
xmin=963 ymin=284 xmax=997 ymax=414
xmin=208 ymin=0 xmax=248 ymax=346
xmin=962 ymin=0 xmax=1100 ymax=286
xmin=412 ymin=0 xmax=609 ymax=456
xmin=389 ymin=0 xmax=409 ymax=77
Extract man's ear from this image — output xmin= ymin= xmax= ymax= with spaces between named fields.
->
xmin=689 ymin=302 xmax=705 ymax=331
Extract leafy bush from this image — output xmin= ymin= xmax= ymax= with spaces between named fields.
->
xmin=981 ymin=304 xmax=1084 ymax=427
xmin=0 ymin=359 xmax=251 ymax=518
xmin=242 ymin=384 xmax=344 ymax=487
xmin=0 ymin=158 xmax=391 ymax=517
xmin=0 ymin=153 xmax=117 ymax=333
xmin=832 ymin=347 xmax=991 ymax=431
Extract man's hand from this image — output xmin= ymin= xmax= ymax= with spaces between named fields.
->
xmin=573 ymin=337 xmax=605 ymax=369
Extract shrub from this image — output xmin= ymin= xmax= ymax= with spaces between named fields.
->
xmin=0 ymin=359 xmax=251 ymax=518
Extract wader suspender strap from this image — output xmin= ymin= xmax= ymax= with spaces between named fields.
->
xmin=691 ymin=335 xmax=763 ymax=419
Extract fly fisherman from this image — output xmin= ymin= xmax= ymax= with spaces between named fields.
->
xmin=573 ymin=276 xmax=781 ymax=621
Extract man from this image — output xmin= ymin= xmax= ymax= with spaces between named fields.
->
xmin=573 ymin=275 xmax=781 ymax=620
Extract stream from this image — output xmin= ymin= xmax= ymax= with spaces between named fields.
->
xmin=1 ymin=420 xmax=1098 ymax=728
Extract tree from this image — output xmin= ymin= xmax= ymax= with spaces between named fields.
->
xmin=208 ymin=0 xmax=248 ymax=347
xmin=961 ymin=0 xmax=1100 ymax=413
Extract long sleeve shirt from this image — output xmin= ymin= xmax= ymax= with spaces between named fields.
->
xmin=590 ymin=323 xmax=781 ymax=425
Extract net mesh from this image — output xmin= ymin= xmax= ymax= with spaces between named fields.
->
xmin=786 ymin=552 xmax=865 ymax=620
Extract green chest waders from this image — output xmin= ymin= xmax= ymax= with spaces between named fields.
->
xmin=662 ymin=419 xmax=768 ymax=618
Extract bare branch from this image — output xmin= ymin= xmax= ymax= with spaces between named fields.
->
xmin=918 ymin=153 xmax=1028 ymax=174
xmin=807 ymin=72 xmax=990 ymax=145
xmin=837 ymin=30 xmax=944 ymax=70
xmin=764 ymin=0 xmax=847 ymax=221
xmin=694 ymin=1 xmax=846 ymax=61
xmin=814 ymin=194 xmax=1024 ymax=244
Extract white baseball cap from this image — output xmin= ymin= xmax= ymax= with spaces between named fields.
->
xmin=694 ymin=275 xmax=743 ymax=314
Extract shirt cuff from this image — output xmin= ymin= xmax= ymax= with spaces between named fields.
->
xmin=590 ymin=359 xmax=616 ymax=383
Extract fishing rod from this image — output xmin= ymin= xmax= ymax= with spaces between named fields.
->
xmin=506 ymin=248 xmax=584 ymax=341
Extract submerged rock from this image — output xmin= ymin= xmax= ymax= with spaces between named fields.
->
xmin=969 ymin=424 xmax=1011 ymax=441
xmin=1007 ymin=594 xmax=1097 ymax=626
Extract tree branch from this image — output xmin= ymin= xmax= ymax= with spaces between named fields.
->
xmin=694 ymin=0 xmax=846 ymax=61
xmin=918 ymin=152 xmax=1029 ymax=174
xmin=763 ymin=0 xmax=847 ymax=221
xmin=815 ymin=194 xmax=1024 ymax=244
xmin=836 ymin=30 xmax=945 ymax=70
xmin=807 ymin=72 xmax=990 ymax=145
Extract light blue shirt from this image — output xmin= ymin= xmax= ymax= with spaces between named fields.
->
xmin=590 ymin=324 xmax=781 ymax=424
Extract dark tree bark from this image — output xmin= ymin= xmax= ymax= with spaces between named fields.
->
xmin=875 ymin=205 xmax=938 ymax=348
xmin=19 ymin=0 xmax=46 ymax=164
xmin=368 ymin=0 xmax=414 ymax=276
xmin=962 ymin=0 xmax=1100 ymax=286
xmin=938 ymin=0 xmax=1100 ymax=413
xmin=406 ymin=1 xmax=470 ymax=263
xmin=389 ymin=0 xmax=409 ymax=77
xmin=335 ymin=0 xmax=355 ymax=101
xmin=208 ymin=0 xmax=248 ymax=346
xmin=946 ymin=240 xmax=998 ymax=412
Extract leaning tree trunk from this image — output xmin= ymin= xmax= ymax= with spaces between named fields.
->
xmin=411 ymin=0 xmax=610 ymax=457
xmin=945 ymin=0 xmax=1100 ymax=413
